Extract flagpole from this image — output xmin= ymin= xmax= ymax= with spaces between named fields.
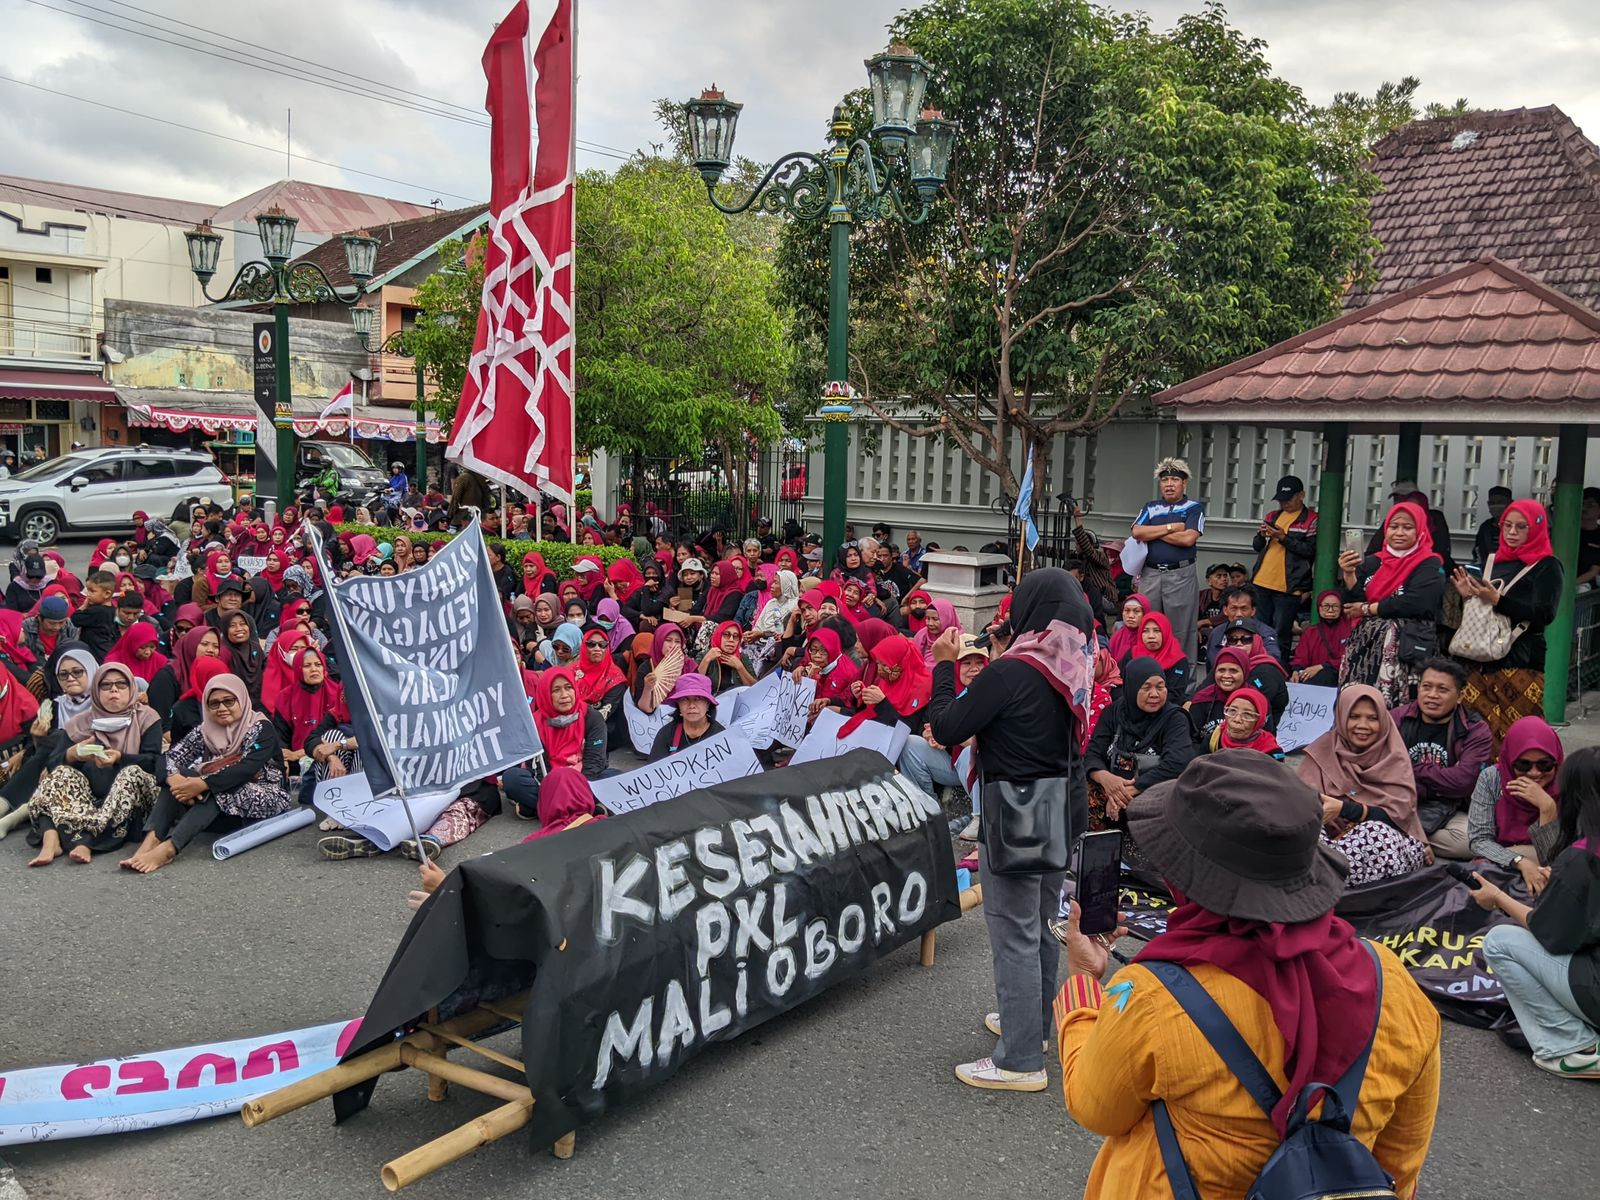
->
xmin=569 ymin=0 xmax=579 ymax=547
xmin=305 ymin=524 xmax=424 ymax=850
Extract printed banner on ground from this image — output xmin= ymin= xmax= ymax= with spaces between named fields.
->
xmin=0 ymin=1018 xmax=361 ymax=1146
xmin=311 ymin=773 xmax=460 ymax=852
xmin=590 ymin=730 xmax=762 ymax=814
xmin=1121 ymin=862 xmax=1522 ymax=1026
xmin=789 ymin=709 xmax=909 ymax=767
xmin=318 ymin=522 xmax=540 ymax=796
xmin=332 ymin=751 xmax=960 ymax=1146
xmin=622 ymin=691 xmax=675 ymax=756
xmin=1277 ymin=683 xmax=1338 ymax=752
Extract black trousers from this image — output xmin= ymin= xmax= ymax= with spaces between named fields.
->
xmin=146 ymin=790 xmax=231 ymax=853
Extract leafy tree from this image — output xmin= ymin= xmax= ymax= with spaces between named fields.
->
xmin=404 ymin=236 xmax=484 ymax=428
xmin=406 ymin=157 xmax=793 ymax=504
xmin=776 ymin=0 xmax=1382 ymax=498
xmin=1311 ymin=76 xmax=1473 ymax=154
xmin=575 ymin=157 xmax=791 ymax=506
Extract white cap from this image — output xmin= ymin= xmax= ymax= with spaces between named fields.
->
xmin=680 ymin=557 xmax=707 ymax=574
xmin=571 ymin=559 xmax=601 ymax=573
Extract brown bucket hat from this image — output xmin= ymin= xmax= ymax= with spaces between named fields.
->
xmin=1124 ymin=750 xmax=1349 ymax=924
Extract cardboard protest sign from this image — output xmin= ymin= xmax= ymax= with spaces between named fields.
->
xmin=332 ymin=751 xmax=959 ymax=1145
xmin=311 ymin=772 xmax=460 ymax=852
xmin=316 ymin=523 xmax=541 ymax=797
xmin=622 ymin=690 xmax=675 ymax=755
xmin=658 ymin=607 xmax=698 ymax=626
xmin=728 ymin=671 xmax=816 ymax=749
xmin=1277 ymin=683 xmax=1338 ymax=751
xmin=590 ymin=730 xmax=762 ymax=814
xmin=236 ymin=555 xmax=268 ymax=574
xmin=0 ymin=1017 xmax=362 ymax=1147
xmin=789 ymin=708 xmax=909 ymax=767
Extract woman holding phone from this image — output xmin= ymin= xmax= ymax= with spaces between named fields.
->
xmin=1337 ymin=502 xmax=1446 ymax=708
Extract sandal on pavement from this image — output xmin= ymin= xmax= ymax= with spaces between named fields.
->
xmin=984 ymin=1012 xmax=1050 ymax=1053
xmin=955 ymin=1056 xmax=1047 ymax=1092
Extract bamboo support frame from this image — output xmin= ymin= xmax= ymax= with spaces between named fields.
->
xmin=249 ymin=883 xmax=989 ymax=1186
xmin=918 ymin=883 xmax=984 ymax=967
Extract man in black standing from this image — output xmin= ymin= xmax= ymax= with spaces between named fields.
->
xmin=1249 ymin=474 xmax=1317 ymax=663
xmin=1473 ymin=486 xmax=1513 ymax=567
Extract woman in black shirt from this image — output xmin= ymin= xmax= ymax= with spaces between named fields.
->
xmin=926 ymin=568 xmax=1095 ymax=1093
xmin=1086 ymin=656 xmax=1198 ymax=828
xmin=1475 ymin=746 xmax=1600 ymax=1078
xmin=647 ymin=672 xmax=725 ymax=761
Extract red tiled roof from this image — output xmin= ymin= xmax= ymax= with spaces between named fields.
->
xmin=1156 ymin=258 xmax=1600 ymax=415
xmin=1350 ymin=106 xmax=1600 ymax=311
xmin=287 ymin=204 xmax=486 ymax=288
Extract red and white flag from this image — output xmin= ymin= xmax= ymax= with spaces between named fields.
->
xmin=320 ymin=380 xmax=356 ymax=419
xmin=446 ymin=0 xmax=576 ymax=502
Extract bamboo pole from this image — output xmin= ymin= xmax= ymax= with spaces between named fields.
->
xmin=960 ymin=884 xmax=983 ymax=912
xmin=919 ymin=931 xmax=937 ymax=967
xmin=552 ymin=1131 xmax=577 ymax=1160
xmin=918 ymin=883 xmax=986 ymax=967
xmin=397 ymin=1046 xmax=531 ymax=1104
xmin=380 ymin=1098 xmax=534 ymax=1192
xmin=240 ymin=1040 xmax=405 ymax=1127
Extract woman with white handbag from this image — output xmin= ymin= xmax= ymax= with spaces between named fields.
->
xmin=1449 ymin=499 xmax=1563 ymax=742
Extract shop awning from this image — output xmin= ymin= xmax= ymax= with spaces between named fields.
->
xmin=0 ymin=367 xmax=119 ymax=404
xmin=118 ymin=388 xmax=450 ymax=442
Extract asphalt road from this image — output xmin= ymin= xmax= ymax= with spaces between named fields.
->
xmin=1 ymin=537 xmax=1597 ymax=1199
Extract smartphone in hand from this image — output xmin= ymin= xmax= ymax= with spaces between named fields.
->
xmin=1073 ymin=830 xmax=1126 ymax=935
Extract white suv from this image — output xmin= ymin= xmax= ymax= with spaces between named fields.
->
xmin=0 ymin=447 xmax=228 ymax=546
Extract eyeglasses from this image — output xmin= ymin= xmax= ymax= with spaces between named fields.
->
xmin=1512 ymin=756 xmax=1557 ymax=775
xmin=585 ymin=639 xmax=608 ymax=649
xmin=1222 ymin=706 xmax=1260 ymax=719
xmin=205 ymin=695 xmax=239 ymax=711
xmin=57 ymin=667 xmax=87 ymax=681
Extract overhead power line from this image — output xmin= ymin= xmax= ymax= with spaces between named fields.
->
xmin=0 ymin=75 xmax=484 ymax=203
xmin=22 ymin=0 xmax=636 ymax=161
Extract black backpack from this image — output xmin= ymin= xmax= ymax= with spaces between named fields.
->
xmin=1145 ymin=940 xmax=1399 ymax=1200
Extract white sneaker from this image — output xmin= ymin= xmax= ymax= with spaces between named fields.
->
xmin=955 ymin=1056 xmax=1047 ymax=1092
xmin=959 ymin=816 xmax=980 ymax=841
xmin=984 ymin=1012 xmax=1050 ymax=1053
xmin=1534 ymin=1045 xmax=1600 ymax=1080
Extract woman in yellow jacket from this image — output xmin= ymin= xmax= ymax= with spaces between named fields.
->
xmin=1057 ymin=751 xmax=1441 ymax=1198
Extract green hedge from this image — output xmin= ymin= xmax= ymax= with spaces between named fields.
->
xmin=334 ymin=524 xmax=636 ymax=580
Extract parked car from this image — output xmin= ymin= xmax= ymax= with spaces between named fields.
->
xmin=0 ymin=446 xmax=229 ymax=546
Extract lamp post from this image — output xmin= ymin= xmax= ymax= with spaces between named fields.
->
xmin=183 ymin=207 xmax=380 ymax=509
xmin=684 ymin=45 xmax=955 ymax=553
xmin=355 ymin=316 xmax=458 ymax=493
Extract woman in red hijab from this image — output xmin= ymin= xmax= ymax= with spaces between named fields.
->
xmin=521 ymin=550 xmax=556 ymax=597
xmin=1135 ymin=611 xmax=1191 ymax=697
xmin=605 ymin=556 xmax=646 ymax=606
xmin=272 ymin=645 xmax=351 ymax=795
xmin=1201 ymin=686 xmax=1284 ymax=759
xmin=843 ymin=633 xmax=931 ymax=735
xmin=1449 ymin=498 xmax=1565 ymax=740
xmin=260 ymin=627 xmax=311 ymax=714
xmin=104 ymin=621 xmax=168 ymax=686
xmin=533 ymin=665 xmax=607 ymax=775
xmin=522 ymin=767 xmax=603 ymax=840
xmin=793 ymin=627 xmax=860 ymax=723
xmin=1337 ymin=500 xmax=1446 ymax=708
xmin=571 ymin=555 xmax=606 ymax=602
xmin=1290 ymin=590 xmax=1353 ymax=687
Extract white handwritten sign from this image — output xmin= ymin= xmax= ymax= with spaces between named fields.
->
xmin=789 ymin=708 xmax=909 ymax=767
xmin=590 ymin=730 xmax=763 ymax=814
xmin=236 ymin=555 xmax=268 ymax=574
xmin=1277 ymin=683 xmax=1338 ymax=752
xmin=311 ymin=771 xmax=457 ymax=851
xmin=623 ymin=690 xmax=676 ymax=755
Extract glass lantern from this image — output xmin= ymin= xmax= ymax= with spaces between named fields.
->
xmin=909 ymin=109 xmax=957 ymax=200
xmin=255 ymin=206 xmax=300 ymax=264
xmin=864 ymin=44 xmax=930 ymax=156
xmin=184 ymin=222 xmax=224 ymax=285
xmin=685 ymin=86 xmax=743 ymax=184
xmin=349 ymin=305 xmax=376 ymax=344
xmin=342 ymin=230 xmax=381 ymax=282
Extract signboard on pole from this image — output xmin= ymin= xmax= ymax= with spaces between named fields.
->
xmin=251 ymin=321 xmax=279 ymax=501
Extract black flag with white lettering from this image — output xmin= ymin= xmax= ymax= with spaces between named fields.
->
xmin=316 ymin=522 xmax=541 ymax=797
xmin=331 ymin=750 xmax=959 ymax=1144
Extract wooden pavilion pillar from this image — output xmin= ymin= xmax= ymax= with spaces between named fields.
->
xmin=1544 ymin=424 xmax=1586 ymax=723
xmin=1395 ymin=422 xmax=1423 ymax=485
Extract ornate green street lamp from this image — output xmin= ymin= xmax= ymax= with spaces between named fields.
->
xmin=685 ymin=45 xmax=956 ymax=553
xmin=184 ymin=208 xmax=380 ymax=509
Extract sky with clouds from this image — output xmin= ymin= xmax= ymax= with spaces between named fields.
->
xmin=2 ymin=0 xmax=1597 ymax=211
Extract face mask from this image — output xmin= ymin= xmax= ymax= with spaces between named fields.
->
xmin=115 ymin=555 xmax=131 ymax=567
